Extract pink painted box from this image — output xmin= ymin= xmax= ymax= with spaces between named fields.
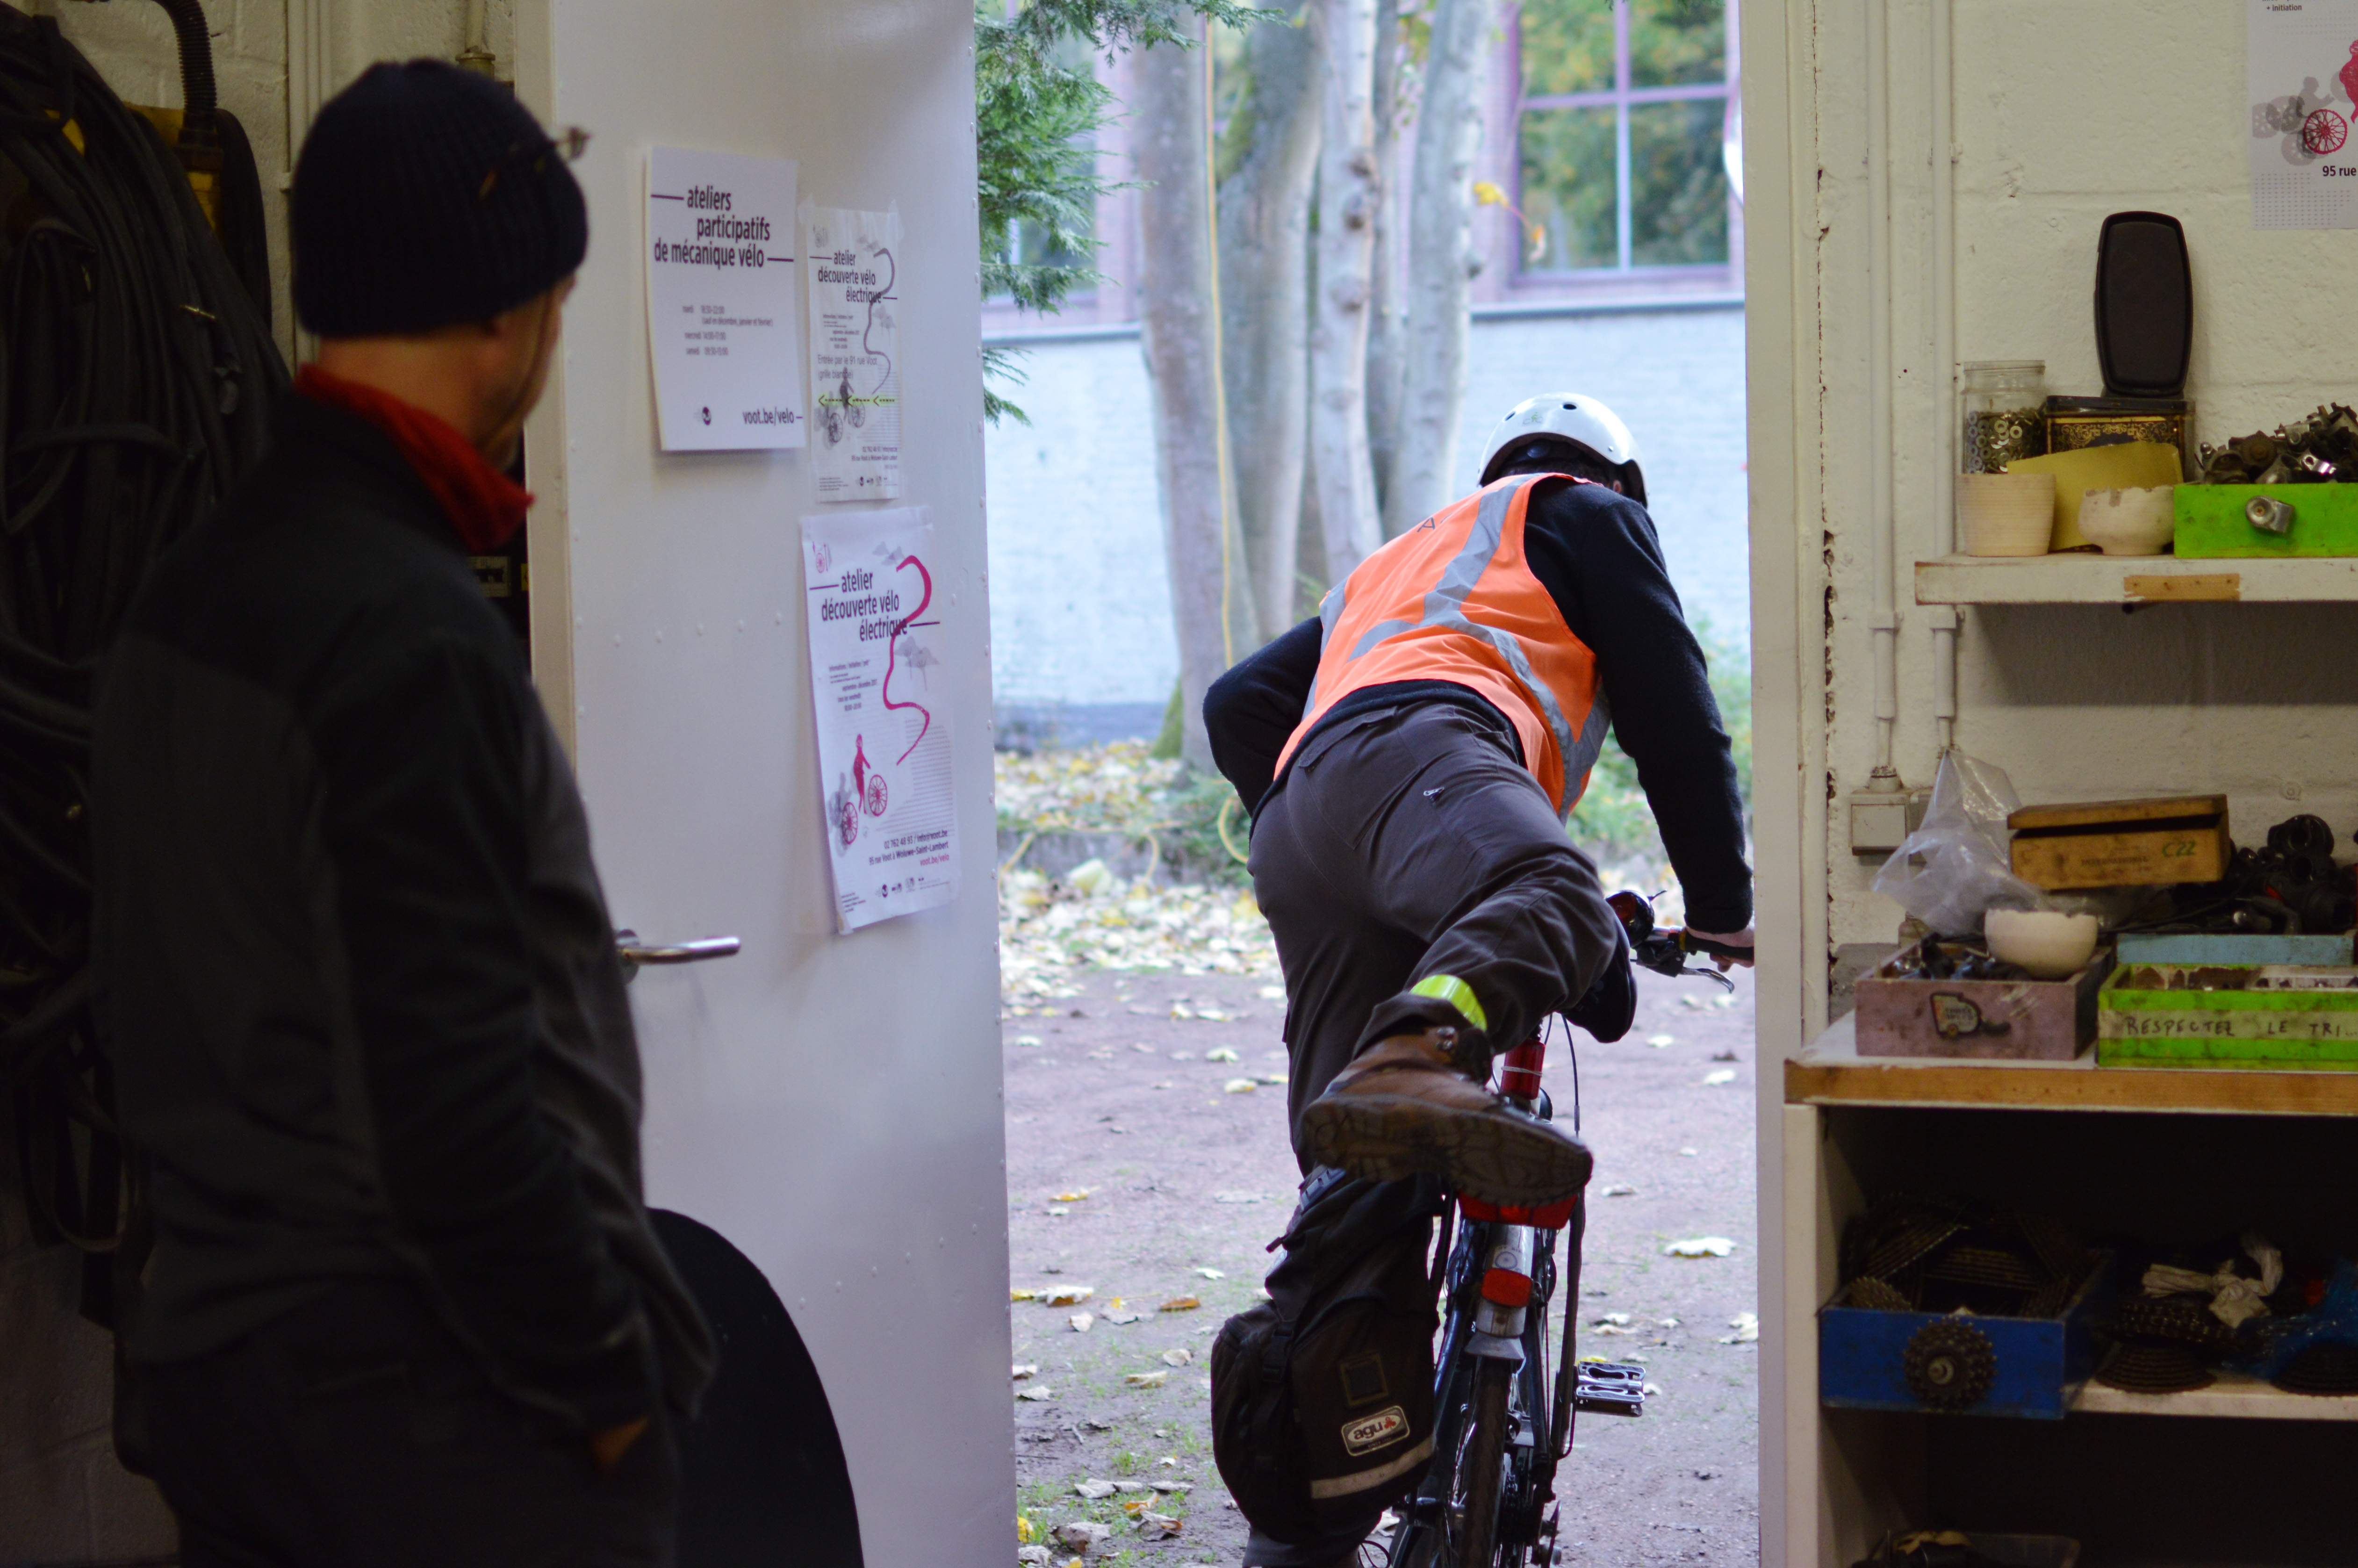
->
xmin=1855 ymin=942 xmax=2113 ymax=1061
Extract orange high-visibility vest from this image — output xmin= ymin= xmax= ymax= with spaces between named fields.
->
xmin=1273 ymin=473 xmax=1607 ymax=818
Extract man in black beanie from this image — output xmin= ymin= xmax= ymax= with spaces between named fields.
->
xmin=91 ymin=60 xmax=711 ymax=1567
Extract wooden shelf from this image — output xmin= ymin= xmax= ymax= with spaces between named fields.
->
xmin=1786 ymin=1017 xmax=2358 ymax=1115
xmin=1914 ymin=553 xmax=2358 ymax=605
xmin=2071 ymin=1368 xmax=2358 ymax=1421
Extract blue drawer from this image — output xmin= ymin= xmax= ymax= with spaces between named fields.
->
xmin=1819 ymin=1253 xmax=2113 ymax=1420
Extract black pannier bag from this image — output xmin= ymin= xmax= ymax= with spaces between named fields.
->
xmin=1210 ymin=1169 xmax=1445 ymax=1544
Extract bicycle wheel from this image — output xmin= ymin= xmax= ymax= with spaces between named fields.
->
xmin=1455 ymin=1357 xmax=1515 ymax=1566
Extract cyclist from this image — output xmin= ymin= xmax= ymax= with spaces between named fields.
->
xmin=1205 ymin=394 xmax=1752 ymax=1565
xmin=1205 ymin=390 xmax=1754 ymax=1210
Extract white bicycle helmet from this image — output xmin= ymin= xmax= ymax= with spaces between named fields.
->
xmin=1477 ymin=393 xmax=1646 ymax=505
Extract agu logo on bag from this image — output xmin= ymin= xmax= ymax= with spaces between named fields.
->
xmin=1341 ymin=1404 xmax=1410 ymax=1457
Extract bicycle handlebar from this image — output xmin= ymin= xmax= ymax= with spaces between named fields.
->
xmin=1605 ymin=889 xmax=1740 ymax=990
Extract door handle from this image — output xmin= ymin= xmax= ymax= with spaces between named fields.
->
xmin=614 ymin=929 xmax=741 ymax=982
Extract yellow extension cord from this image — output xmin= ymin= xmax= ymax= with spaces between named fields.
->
xmin=1204 ymin=23 xmax=1237 ymax=669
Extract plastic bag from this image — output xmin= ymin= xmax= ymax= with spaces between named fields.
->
xmin=1871 ymin=751 xmax=2045 ymax=937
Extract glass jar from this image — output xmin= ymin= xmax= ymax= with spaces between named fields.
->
xmin=1961 ymin=360 xmax=2047 ymax=473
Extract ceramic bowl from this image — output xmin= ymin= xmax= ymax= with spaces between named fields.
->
xmin=1984 ymin=909 xmax=2101 ymax=980
xmin=1957 ymin=472 xmax=2057 ymax=557
xmin=2079 ymin=485 xmax=2177 ymax=556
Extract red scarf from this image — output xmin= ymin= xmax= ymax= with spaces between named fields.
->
xmin=296 ymin=365 xmax=531 ymax=553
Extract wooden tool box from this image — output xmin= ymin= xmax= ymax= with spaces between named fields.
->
xmin=2006 ymin=794 xmax=2229 ymax=890
xmin=1855 ymin=941 xmax=2112 ymax=1060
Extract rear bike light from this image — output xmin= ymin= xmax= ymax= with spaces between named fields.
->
xmin=1481 ymin=1266 xmax=1534 ymax=1308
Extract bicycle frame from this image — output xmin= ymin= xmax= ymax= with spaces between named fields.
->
xmin=1384 ymin=1039 xmax=1579 ymax=1568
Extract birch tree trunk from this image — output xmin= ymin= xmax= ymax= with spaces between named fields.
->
xmin=1306 ymin=0 xmax=1382 ymax=587
xmin=1385 ymin=0 xmax=1492 ymax=537
xmin=1132 ymin=29 xmax=1260 ymax=769
xmin=1363 ymin=0 xmax=1406 ymax=522
xmin=1216 ymin=4 xmax=1323 ymax=641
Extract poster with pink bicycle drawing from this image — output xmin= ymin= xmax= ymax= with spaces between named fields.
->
xmin=802 ymin=507 xmax=957 ymax=932
xmin=2250 ymin=0 xmax=2358 ymax=228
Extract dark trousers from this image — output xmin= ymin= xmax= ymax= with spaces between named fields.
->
xmin=1243 ymin=703 xmax=1619 ymax=1566
xmin=1248 ymin=700 xmax=1621 ymax=1166
xmin=140 ymin=1280 xmax=678 ymax=1568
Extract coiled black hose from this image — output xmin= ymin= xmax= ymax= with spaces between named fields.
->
xmin=0 ymin=7 xmax=284 ymax=1324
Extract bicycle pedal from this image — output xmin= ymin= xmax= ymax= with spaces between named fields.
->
xmin=1573 ymin=1359 xmax=1646 ymax=1417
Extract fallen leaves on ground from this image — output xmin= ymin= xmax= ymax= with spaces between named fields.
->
xmin=999 ymin=864 xmax=1278 ymax=998
xmin=1664 ymin=1236 xmax=1736 ymax=1258
xmin=1126 ymin=1370 xmax=1170 ymax=1388
xmin=1722 ymin=1312 xmax=1761 ymax=1343
xmin=1159 ymin=1296 xmax=1201 ymax=1312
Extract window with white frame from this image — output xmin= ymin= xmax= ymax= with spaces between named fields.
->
xmin=1512 ymin=0 xmax=1736 ymax=278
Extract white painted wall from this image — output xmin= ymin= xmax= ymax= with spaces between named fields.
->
xmin=1800 ymin=0 xmax=2358 ymax=957
xmin=518 ymin=2 xmax=1012 ymax=1563
xmin=1748 ymin=4 xmax=2358 ymax=1564
xmin=985 ymin=303 xmax=1751 ymax=717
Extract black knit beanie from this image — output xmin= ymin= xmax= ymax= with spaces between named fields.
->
xmin=292 ymin=61 xmax=587 ymax=337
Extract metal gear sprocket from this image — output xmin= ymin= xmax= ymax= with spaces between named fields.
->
xmin=1903 ymin=1319 xmax=1997 ymax=1410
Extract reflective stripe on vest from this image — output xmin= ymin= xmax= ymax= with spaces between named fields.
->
xmin=1274 ymin=474 xmax=1607 ymax=818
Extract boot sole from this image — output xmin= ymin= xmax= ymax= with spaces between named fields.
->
xmin=1298 ymin=1093 xmax=1592 ymax=1206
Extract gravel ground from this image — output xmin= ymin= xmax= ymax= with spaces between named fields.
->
xmin=1003 ymin=963 xmax=1761 ymax=1568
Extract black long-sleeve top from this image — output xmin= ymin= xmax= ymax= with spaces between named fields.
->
xmin=93 ymin=395 xmax=712 ymax=1426
xmin=1203 ymin=475 xmax=1752 ymax=933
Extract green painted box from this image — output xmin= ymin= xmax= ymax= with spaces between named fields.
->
xmin=2099 ymin=963 xmax=2358 ymax=1069
xmin=2174 ymin=484 xmax=2358 ymax=557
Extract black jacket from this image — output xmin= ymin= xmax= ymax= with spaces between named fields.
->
xmin=1203 ymin=475 xmax=1752 ymax=933
xmin=92 ymin=394 xmax=712 ymax=1428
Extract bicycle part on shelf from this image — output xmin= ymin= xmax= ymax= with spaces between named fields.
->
xmin=2095 ymin=1340 xmax=2214 ymax=1394
xmin=1922 ymin=1244 xmax=2046 ymax=1293
xmin=2107 ymin=1295 xmax=2240 ymax=1354
xmin=1902 ymin=1320 xmax=1997 ymax=1410
xmin=1571 ymin=1360 xmax=1646 ymax=1417
xmin=1843 ymin=1276 xmax=1915 ymax=1312
xmin=2273 ymin=1342 xmax=2358 ymax=1395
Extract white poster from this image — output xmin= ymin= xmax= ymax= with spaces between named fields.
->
xmin=2250 ymin=0 xmax=2358 ymax=228
xmin=802 ymin=508 xmax=955 ymax=931
xmin=645 ymin=147 xmax=805 ymax=448
xmin=804 ymin=202 xmax=904 ymax=501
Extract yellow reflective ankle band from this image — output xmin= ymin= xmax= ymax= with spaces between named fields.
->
xmin=1408 ymin=973 xmax=1487 ymax=1032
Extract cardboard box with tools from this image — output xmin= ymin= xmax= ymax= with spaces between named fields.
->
xmin=2007 ymin=794 xmax=2229 ymax=890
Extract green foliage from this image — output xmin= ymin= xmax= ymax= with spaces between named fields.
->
xmin=1568 ymin=618 xmax=1751 ymax=867
xmin=1517 ymin=0 xmax=1614 ymax=95
xmin=1151 ymin=676 xmax=1185 ymax=760
xmin=977 ymin=0 xmax=1272 ymax=423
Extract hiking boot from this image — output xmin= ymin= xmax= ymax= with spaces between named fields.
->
xmin=1296 ymin=1028 xmax=1592 ymax=1205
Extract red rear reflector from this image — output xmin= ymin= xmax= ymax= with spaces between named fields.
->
xmin=1481 ymin=1267 xmax=1533 ymax=1308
